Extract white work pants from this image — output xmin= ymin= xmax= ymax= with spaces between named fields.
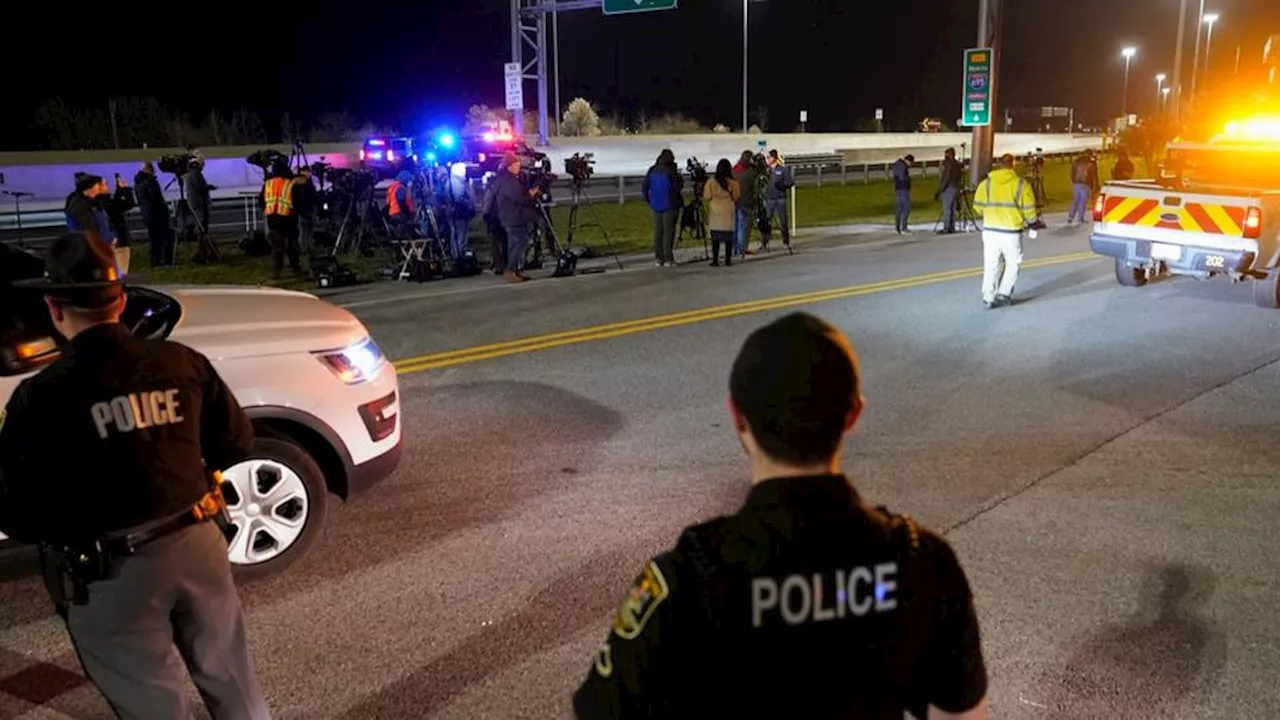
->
xmin=981 ymin=229 xmax=1023 ymax=303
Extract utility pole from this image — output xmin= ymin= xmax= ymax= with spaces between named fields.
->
xmin=511 ymin=0 xmax=524 ymax=139
xmin=108 ymin=98 xmax=120 ymax=150
xmin=969 ymin=0 xmax=1002 ymax=188
xmin=1172 ymin=0 xmax=1187 ymax=120
xmin=553 ymin=9 xmax=562 ymax=136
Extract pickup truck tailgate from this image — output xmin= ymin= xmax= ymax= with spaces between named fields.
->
xmin=1098 ymin=185 xmax=1251 ymax=242
xmin=1092 ymin=183 xmax=1262 ymax=271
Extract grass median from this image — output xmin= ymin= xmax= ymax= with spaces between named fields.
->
xmin=141 ymin=155 xmax=1135 ymax=286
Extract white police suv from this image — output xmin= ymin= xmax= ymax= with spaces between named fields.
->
xmin=1 ymin=250 xmax=402 ymax=579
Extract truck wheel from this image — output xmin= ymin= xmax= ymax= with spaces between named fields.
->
xmin=1114 ymin=259 xmax=1148 ymax=287
xmin=1253 ymin=271 xmax=1280 ymax=309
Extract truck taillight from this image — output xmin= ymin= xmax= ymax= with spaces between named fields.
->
xmin=359 ymin=149 xmax=365 ymax=161
xmin=1093 ymin=194 xmax=1106 ymax=222
xmin=1243 ymin=207 xmax=1262 ymax=239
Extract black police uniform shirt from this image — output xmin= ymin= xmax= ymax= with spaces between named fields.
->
xmin=573 ymin=474 xmax=987 ymax=719
xmin=0 ymin=323 xmax=254 ymax=545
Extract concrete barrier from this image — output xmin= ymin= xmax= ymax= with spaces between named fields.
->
xmin=0 ymin=133 xmax=1102 ymax=213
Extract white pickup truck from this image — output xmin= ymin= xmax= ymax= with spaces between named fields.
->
xmin=1089 ymin=132 xmax=1280 ymax=308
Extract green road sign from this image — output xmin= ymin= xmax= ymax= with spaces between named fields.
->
xmin=960 ymin=47 xmax=993 ymax=127
xmin=603 ymin=0 xmax=677 ymax=15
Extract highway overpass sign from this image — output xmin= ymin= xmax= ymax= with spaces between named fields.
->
xmin=603 ymin=0 xmax=677 ymax=15
xmin=961 ymin=48 xmax=993 ymax=127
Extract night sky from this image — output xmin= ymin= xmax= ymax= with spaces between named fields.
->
xmin=5 ymin=0 xmax=1279 ymax=149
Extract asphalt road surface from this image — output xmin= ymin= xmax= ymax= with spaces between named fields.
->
xmin=2 ymin=215 xmax=1278 ymax=718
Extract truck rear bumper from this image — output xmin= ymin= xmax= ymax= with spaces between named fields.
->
xmin=1090 ymin=233 xmax=1257 ymax=275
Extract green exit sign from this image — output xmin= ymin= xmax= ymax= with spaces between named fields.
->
xmin=960 ymin=47 xmax=993 ymax=127
xmin=603 ymin=0 xmax=677 ymax=15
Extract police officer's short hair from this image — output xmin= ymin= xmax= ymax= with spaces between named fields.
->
xmin=729 ymin=313 xmax=861 ymax=463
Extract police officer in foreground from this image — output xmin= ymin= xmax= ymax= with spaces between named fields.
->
xmin=0 ymin=232 xmax=271 ymax=719
xmin=573 ymin=312 xmax=989 ymax=719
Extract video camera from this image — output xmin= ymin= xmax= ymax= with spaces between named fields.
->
xmin=246 ymin=149 xmax=288 ymax=171
xmin=327 ymin=167 xmax=377 ymax=194
xmin=158 ymin=153 xmax=199 ymax=177
xmin=686 ymin=157 xmax=709 ymax=186
xmin=564 ymin=153 xmax=595 ymax=186
xmin=309 ymin=160 xmax=333 ymax=183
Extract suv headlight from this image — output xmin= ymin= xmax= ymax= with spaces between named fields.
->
xmin=315 ymin=337 xmax=387 ymax=384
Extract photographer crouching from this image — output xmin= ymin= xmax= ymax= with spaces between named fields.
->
xmin=489 ymin=152 xmax=540 ymax=284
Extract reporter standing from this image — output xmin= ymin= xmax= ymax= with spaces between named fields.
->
xmin=642 ymin=149 xmax=684 ymax=267
xmin=490 ymin=153 xmax=540 ymax=283
xmin=0 ymin=232 xmax=271 ymax=719
xmin=702 ymin=159 xmax=740 ymax=267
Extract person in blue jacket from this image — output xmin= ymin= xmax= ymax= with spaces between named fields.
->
xmin=642 ymin=149 xmax=684 ymax=267
xmin=65 ymin=173 xmax=116 ymax=246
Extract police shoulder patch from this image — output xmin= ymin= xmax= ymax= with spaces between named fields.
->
xmin=611 ymin=560 xmax=669 ymax=640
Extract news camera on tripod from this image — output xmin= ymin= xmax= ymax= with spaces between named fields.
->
xmin=157 ymin=151 xmax=219 ymax=263
xmin=678 ymin=158 xmax=709 ymax=258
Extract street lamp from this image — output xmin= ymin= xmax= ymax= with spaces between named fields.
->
xmin=1162 ymin=86 xmax=1171 ymax=112
xmin=1155 ymin=73 xmax=1166 ymax=110
xmin=1203 ymin=13 xmax=1220 ymax=77
xmin=1121 ymin=47 xmax=1137 ymax=118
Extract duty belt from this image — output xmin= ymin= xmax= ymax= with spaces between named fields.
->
xmin=105 ymin=486 xmax=228 ymax=556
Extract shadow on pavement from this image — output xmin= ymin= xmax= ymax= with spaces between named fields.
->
xmin=237 ymin=380 xmax=625 ymax=607
xmin=337 ymin=543 xmax=644 ymax=719
xmin=1045 ymin=562 xmax=1227 ymax=718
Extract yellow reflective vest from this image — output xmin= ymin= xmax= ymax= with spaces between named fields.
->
xmin=973 ymin=168 xmax=1035 ymax=232
xmin=263 ymin=177 xmax=294 ymax=216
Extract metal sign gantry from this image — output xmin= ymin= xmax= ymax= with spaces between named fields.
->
xmin=510 ymin=0 xmax=677 ymax=146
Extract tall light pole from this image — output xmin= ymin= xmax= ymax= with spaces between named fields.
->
xmin=1172 ymin=0 xmax=1188 ymax=119
xmin=1190 ymin=0 xmax=1206 ymax=100
xmin=1203 ymin=13 xmax=1220 ymax=79
xmin=1162 ymin=86 xmax=1171 ymax=112
xmin=1121 ymin=47 xmax=1137 ymax=119
xmin=1156 ymin=73 xmax=1166 ymax=111
xmin=743 ymin=0 xmax=748 ymax=132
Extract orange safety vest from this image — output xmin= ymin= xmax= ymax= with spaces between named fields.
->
xmin=386 ymin=181 xmax=414 ymax=217
xmin=263 ymin=177 xmax=293 ymax=216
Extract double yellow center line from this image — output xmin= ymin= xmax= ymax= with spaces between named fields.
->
xmin=392 ymin=251 xmax=1099 ymax=375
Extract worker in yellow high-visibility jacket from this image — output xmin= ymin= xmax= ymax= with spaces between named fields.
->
xmin=972 ymin=154 xmax=1037 ymax=309
xmin=261 ymin=161 xmax=303 ymax=280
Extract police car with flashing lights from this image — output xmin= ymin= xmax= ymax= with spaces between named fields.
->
xmin=360 ymin=136 xmax=419 ymax=180
xmin=1 ymin=245 xmax=404 ymax=579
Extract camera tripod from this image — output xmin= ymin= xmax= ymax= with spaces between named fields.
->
xmin=2 ymin=190 xmax=34 ymax=249
xmin=562 ymin=175 xmax=623 ymax=272
xmin=673 ymin=186 xmax=709 ymax=264
xmin=167 ymin=172 xmax=220 ymax=264
xmin=332 ymin=186 xmax=389 ymax=257
xmin=933 ymin=186 xmax=980 ymax=234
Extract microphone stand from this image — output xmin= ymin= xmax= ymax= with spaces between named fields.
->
xmin=2 ymin=190 xmax=35 ymax=249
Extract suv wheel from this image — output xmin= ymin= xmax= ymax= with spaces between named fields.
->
xmin=219 ymin=437 xmax=328 ymax=581
xmin=1253 ymin=271 xmax=1280 ymax=309
xmin=1115 ymin=258 xmax=1149 ymax=287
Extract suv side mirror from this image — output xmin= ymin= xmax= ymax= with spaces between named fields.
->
xmin=0 ymin=336 xmax=60 ymax=377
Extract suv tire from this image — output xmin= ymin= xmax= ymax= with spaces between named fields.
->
xmin=1114 ymin=259 xmax=1149 ymax=287
xmin=220 ymin=437 xmax=328 ymax=581
xmin=1253 ymin=270 xmax=1280 ymax=309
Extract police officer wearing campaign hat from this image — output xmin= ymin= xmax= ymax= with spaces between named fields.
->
xmin=0 ymin=231 xmax=271 ymax=719
xmin=573 ymin=312 xmax=989 ymax=719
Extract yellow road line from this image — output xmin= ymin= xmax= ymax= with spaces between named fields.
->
xmin=393 ymin=251 xmax=1098 ymax=375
